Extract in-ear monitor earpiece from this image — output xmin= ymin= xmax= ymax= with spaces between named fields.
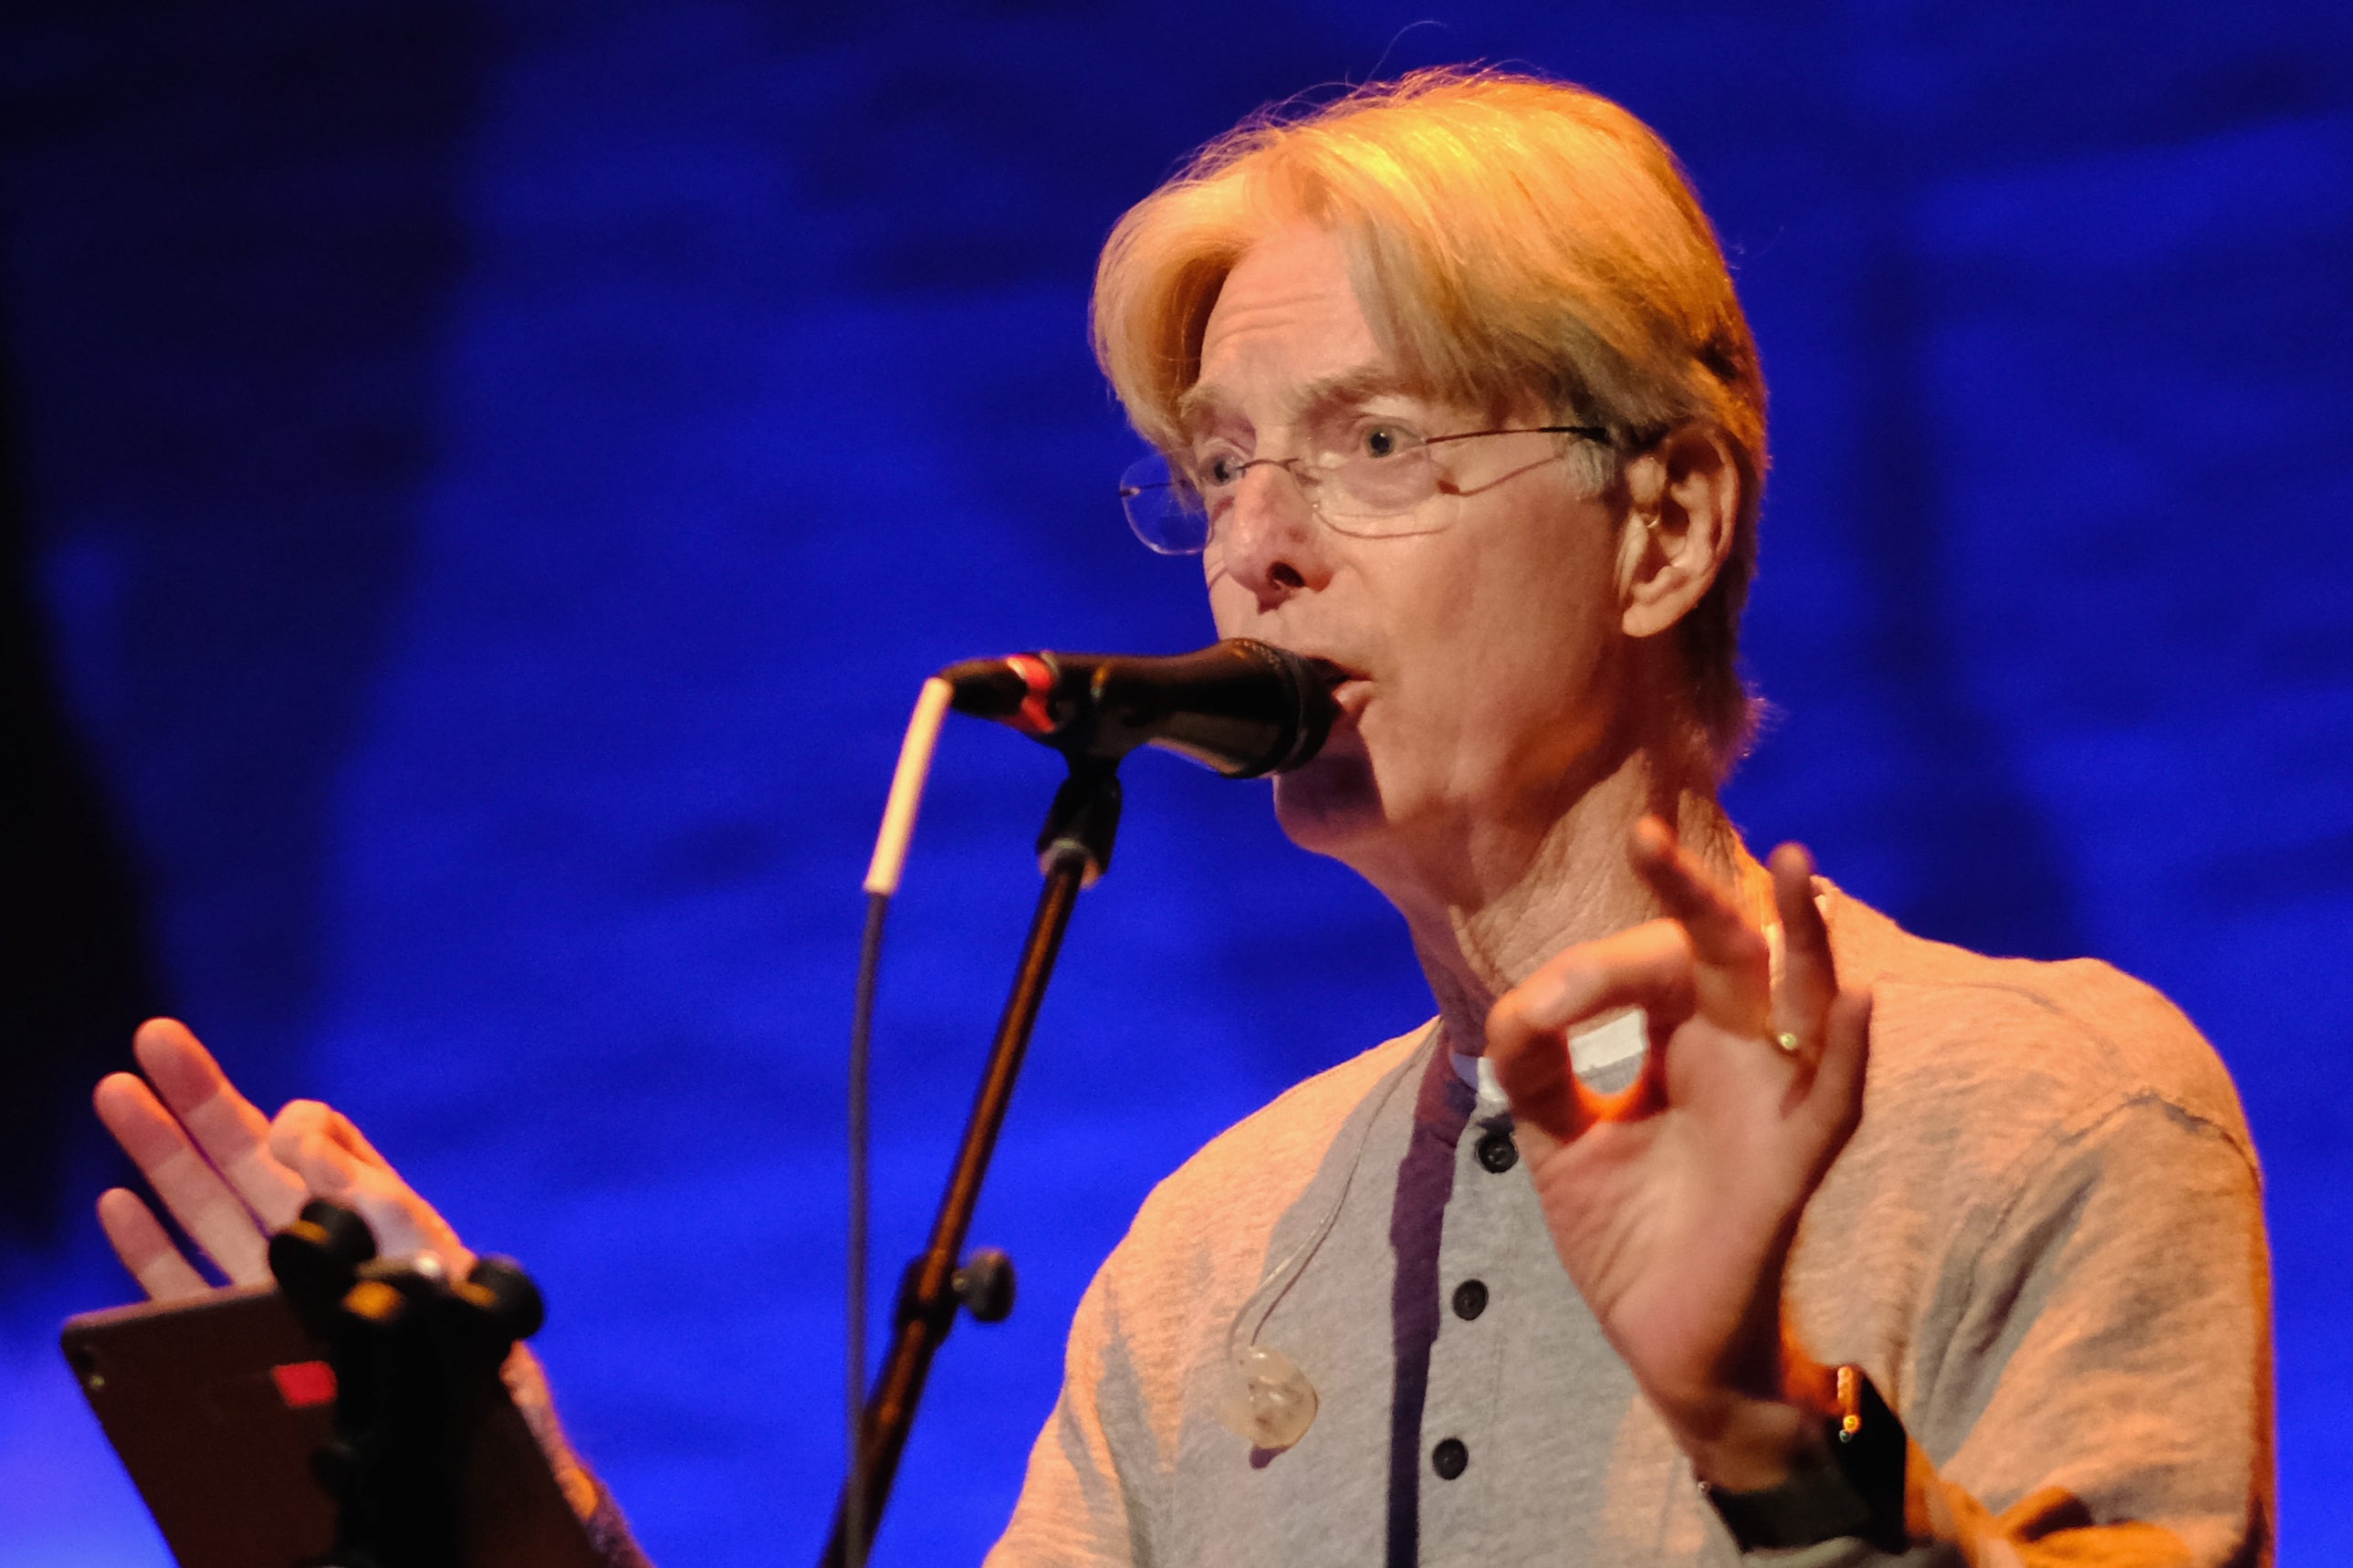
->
xmin=1217 ymin=1342 xmax=1319 ymax=1451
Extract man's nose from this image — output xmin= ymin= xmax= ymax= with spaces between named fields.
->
xmin=1218 ymin=460 xmax=1331 ymax=601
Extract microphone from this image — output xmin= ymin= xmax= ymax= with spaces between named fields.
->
xmin=937 ymin=639 xmax=1342 ymax=778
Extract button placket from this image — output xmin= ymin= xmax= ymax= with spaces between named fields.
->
xmin=1415 ymin=1115 xmax=1517 ymax=1558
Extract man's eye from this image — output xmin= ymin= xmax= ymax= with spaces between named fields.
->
xmin=1197 ymin=452 xmax=1246 ymax=487
xmin=1359 ymin=423 xmax=1416 ymax=460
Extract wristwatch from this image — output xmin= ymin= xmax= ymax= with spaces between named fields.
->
xmin=1699 ymin=1364 xmax=1910 ymax=1554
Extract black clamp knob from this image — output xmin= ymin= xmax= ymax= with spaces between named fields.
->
xmin=952 ymin=1249 xmax=1016 ymax=1324
xmin=895 ymin=1248 xmax=1019 ymax=1335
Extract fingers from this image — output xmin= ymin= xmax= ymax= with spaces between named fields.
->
xmin=267 ymin=1102 xmax=366 ymax=1197
xmin=92 ymin=1071 xmax=274 ymax=1286
xmin=92 ymin=1018 xmax=458 ymax=1301
xmin=270 ymin=1101 xmax=471 ymax=1272
xmin=1501 ymin=919 xmax=1699 ymax=1038
xmin=95 ymin=1188 xmax=211 ymax=1301
xmin=1808 ymin=988 xmax=1873 ymax=1154
xmin=1486 ymin=990 xmax=1586 ymax=1144
xmin=1767 ymin=842 xmax=1837 ymax=1063
xmin=1630 ymin=818 xmax=1766 ymax=967
xmin=267 ymin=1092 xmax=397 ymax=1175
xmin=1630 ymin=818 xmax=1770 ymax=1032
xmin=1489 ymin=920 xmax=1696 ymax=1139
xmin=132 ymin=1019 xmax=307 ymax=1230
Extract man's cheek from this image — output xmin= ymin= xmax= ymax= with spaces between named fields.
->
xmin=1203 ymin=575 xmax=1253 ymax=635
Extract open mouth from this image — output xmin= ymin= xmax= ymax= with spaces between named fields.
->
xmin=1296 ymin=656 xmax=1371 ymax=720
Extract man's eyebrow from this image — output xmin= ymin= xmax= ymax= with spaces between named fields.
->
xmin=1173 ymin=382 xmax=1228 ymax=433
xmin=1173 ymin=364 xmax=1409 ymax=435
xmin=1296 ymin=365 xmax=1411 ymax=414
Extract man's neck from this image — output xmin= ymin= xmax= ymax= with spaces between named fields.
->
xmin=1372 ymin=746 xmax=1765 ymax=1059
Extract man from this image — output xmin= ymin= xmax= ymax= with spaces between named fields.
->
xmin=991 ymin=68 xmax=2271 ymax=1564
xmin=91 ymin=68 xmax=2268 ymax=1565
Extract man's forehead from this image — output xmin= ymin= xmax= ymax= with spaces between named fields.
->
xmin=1174 ymin=363 xmax=1420 ymax=434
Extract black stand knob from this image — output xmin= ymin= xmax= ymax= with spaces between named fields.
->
xmin=953 ymin=1249 xmax=1016 ymax=1324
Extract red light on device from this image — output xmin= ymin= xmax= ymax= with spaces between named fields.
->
xmin=271 ymin=1360 xmax=337 ymax=1408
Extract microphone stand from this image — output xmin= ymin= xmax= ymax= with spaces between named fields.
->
xmin=821 ymin=754 xmax=1124 ymax=1567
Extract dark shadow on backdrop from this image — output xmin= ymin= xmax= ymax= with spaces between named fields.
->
xmin=0 ymin=0 xmax=492 ymax=1239
xmin=0 ymin=302 xmax=158 ymax=1251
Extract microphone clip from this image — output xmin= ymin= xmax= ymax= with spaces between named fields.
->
xmin=1035 ymin=755 xmax=1124 ymax=884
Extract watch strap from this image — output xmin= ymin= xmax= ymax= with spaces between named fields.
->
xmin=1700 ymin=1365 xmax=1909 ymax=1554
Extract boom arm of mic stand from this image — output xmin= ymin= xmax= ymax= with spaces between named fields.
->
xmin=823 ymin=757 xmax=1124 ymax=1567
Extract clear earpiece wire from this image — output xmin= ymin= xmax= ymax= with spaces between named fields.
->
xmin=1213 ymin=1024 xmax=1436 ymax=1450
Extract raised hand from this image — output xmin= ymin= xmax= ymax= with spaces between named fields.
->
xmin=1485 ymin=818 xmax=1873 ymax=1488
xmin=91 ymin=1018 xmax=469 ymax=1299
xmin=89 ymin=1018 xmax=599 ymax=1518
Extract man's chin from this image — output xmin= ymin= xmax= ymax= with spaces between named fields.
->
xmin=1271 ymin=749 xmax=1386 ymax=855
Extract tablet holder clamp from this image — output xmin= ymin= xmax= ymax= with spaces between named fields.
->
xmin=269 ymin=1199 xmax=547 ymax=1568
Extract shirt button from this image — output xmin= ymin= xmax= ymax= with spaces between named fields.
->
xmin=1475 ymin=1129 xmax=1518 ymax=1174
xmin=1451 ymin=1279 xmax=1489 ymax=1321
xmin=1431 ymin=1437 xmax=1469 ymax=1480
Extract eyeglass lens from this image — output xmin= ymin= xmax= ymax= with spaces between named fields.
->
xmin=1119 ymin=431 xmax=1573 ymax=556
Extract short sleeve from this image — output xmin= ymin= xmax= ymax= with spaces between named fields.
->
xmin=988 ymin=1257 xmax=1156 ymax=1567
xmin=1778 ymin=1092 xmax=2275 ymax=1567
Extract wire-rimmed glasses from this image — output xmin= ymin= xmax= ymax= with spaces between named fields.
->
xmin=1118 ymin=423 xmax=1612 ymax=556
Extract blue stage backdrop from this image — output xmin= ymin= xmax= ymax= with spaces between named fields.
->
xmin=1 ymin=4 xmax=2347 ymax=1563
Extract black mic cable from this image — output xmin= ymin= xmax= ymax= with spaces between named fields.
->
xmin=844 ymin=675 xmax=952 ymax=1568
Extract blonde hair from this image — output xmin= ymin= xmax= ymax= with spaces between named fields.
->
xmin=1091 ymin=67 xmax=1766 ymax=767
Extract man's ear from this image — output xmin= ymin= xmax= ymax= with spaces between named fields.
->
xmin=1616 ymin=423 xmax=1742 ymax=640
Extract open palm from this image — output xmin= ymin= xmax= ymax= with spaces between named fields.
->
xmin=89 ymin=1018 xmax=598 ymax=1517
